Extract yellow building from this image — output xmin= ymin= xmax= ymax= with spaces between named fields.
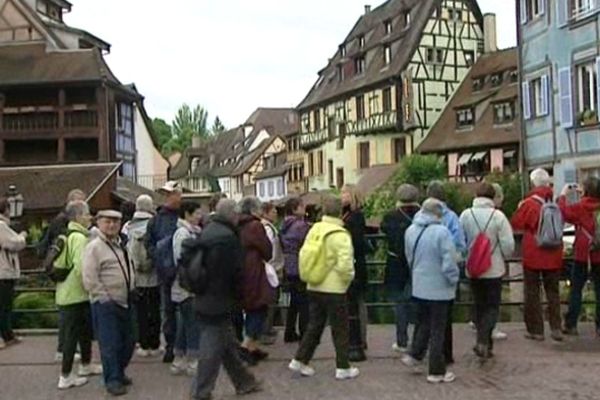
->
xmin=298 ymin=0 xmax=484 ymax=191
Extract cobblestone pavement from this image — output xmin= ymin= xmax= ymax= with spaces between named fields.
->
xmin=2 ymin=324 xmax=600 ymax=400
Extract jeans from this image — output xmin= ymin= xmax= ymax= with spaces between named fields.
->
xmin=161 ymin=283 xmax=176 ymax=352
xmin=471 ymin=278 xmax=502 ymax=350
xmin=137 ymin=286 xmax=161 ymax=350
xmin=524 ymin=269 xmax=562 ymax=335
xmin=191 ymin=316 xmax=257 ymax=400
xmin=394 ymin=283 xmax=413 ymax=348
xmin=244 ymin=308 xmax=267 ymax=340
xmin=295 ymin=292 xmax=350 ymax=369
xmin=174 ymin=298 xmax=200 ymax=358
xmin=92 ymin=301 xmax=135 ymax=389
xmin=285 ymin=278 xmax=309 ymax=338
xmin=565 ymin=262 xmax=600 ymax=329
xmin=0 ymin=279 xmax=15 ymax=342
xmin=410 ymin=298 xmax=450 ymax=376
xmin=60 ymin=302 xmax=93 ymax=375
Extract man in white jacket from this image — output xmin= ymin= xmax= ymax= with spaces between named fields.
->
xmin=460 ymin=183 xmax=515 ymax=358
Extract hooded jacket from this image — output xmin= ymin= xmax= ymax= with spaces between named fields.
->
xmin=280 ymin=216 xmax=310 ymax=278
xmin=511 ymin=186 xmax=564 ymax=270
xmin=460 ymin=197 xmax=515 ymax=279
xmin=145 ymin=205 xmax=178 ymax=271
xmin=558 ymin=195 xmax=600 ymax=264
xmin=405 ymin=211 xmax=459 ymax=301
xmin=172 ymin=219 xmax=202 ymax=303
xmin=55 ymin=221 xmax=90 ymax=306
xmin=0 ymin=215 xmax=26 ymax=280
xmin=441 ymin=202 xmax=467 ymax=257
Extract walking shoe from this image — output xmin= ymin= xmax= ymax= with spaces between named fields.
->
xmin=251 ymin=348 xmax=269 ymax=361
xmin=284 ymin=332 xmax=301 ymax=343
xmin=121 ymin=376 xmax=133 ymax=386
xmin=348 ymin=348 xmax=367 ymax=362
xmin=401 ymin=354 xmax=424 ymax=374
xmin=106 ymin=384 xmax=127 ymax=396
xmin=162 ymin=349 xmax=175 ymax=364
xmin=562 ymin=326 xmax=579 ymax=336
xmin=335 ymin=367 xmax=360 ymax=380
xmin=551 ymin=330 xmax=564 ymax=342
xmin=392 ymin=343 xmax=408 ymax=353
xmin=78 ymin=363 xmax=103 ymax=376
xmin=5 ymin=336 xmax=22 ymax=346
xmin=427 ymin=372 xmax=456 ymax=384
xmin=236 ymin=380 xmax=263 ymax=396
xmin=524 ymin=333 xmax=545 ymax=341
xmin=288 ymin=359 xmax=315 ymax=377
xmin=58 ymin=374 xmax=88 ymax=390
xmin=170 ymin=357 xmax=187 ymax=375
xmin=0 ymin=339 xmax=5 ymax=350
xmin=187 ymin=360 xmax=198 ymax=377
xmin=136 ymin=348 xmax=150 ymax=358
xmin=492 ymin=329 xmax=508 ymax=341
xmin=469 ymin=321 xmax=476 ymax=331
xmin=473 ymin=344 xmax=492 ymax=359
xmin=238 ymin=347 xmax=258 ymax=366
xmin=149 ymin=349 xmax=162 ymax=357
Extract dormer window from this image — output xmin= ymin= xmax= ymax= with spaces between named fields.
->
xmin=384 ymin=45 xmax=392 ymax=65
xmin=472 ymin=78 xmax=484 ymax=91
xmin=449 ymin=9 xmax=463 ymax=22
xmin=494 ymin=102 xmax=515 ymax=124
xmin=491 ymin=73 xmax=503 ymax=87
xmin=340 ymin=44 xmax=347 ymax=58
xmin=358 ymin=35 xmax=365 ymax=49
xmin=337 ymin=65 xmax=345 ymax=81
xmin=402 ymin=11 xmax=411 ymax=28
xmin=465 ymin=50 xmax=475 ymax=67
xmin=457 ymin=108 xmax=474 ymax=128
xmin=384 ymin=19 xmax=393 ymax=35
xmin=36 ymin=0 xmax=63 ymax=22
xmin=355 ymin=56 xmax=366 ymax=75
xmin=509 ymin=70 xmax=519 ymax=83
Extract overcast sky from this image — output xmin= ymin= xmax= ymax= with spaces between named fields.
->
xmin=66 ymin=0 xmax=516 ymax=128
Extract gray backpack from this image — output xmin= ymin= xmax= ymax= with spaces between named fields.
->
xmin=532 ymin=195 xmax=564 ymax=248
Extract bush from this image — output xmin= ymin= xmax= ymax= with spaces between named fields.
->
xmin=12 ymin=292 xmax=58 ymax=330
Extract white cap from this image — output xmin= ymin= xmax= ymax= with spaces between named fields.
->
xmin=159 ymin=181 xmax=182 ymax=194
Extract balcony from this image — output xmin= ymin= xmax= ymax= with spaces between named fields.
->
xmin=137 ymin=174 xmax=167 ymax=191
xmin=300 ymin=128 xmax=328 ymax=149
xmin=1 ymin=109 xmax=99 ymax=134
xmin=346 ymin=111 xmax=398 ymax=136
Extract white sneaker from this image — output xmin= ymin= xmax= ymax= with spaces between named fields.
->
xmin=288 ymin=359 xmax=315 ymax=377
xmin=186 ymin=360 xmax=198 ymax=377
xmin=392 ymin=343 xmax=408 ymax=353
xmin=335 ymin=367 xmax=360 ymax=380
xmin=427 ymin=371 xmax=456 ymax=384
xmin=469 ymin=321 xmax=476 ymax=331
xmin=149 ymin=349 xmax=162 ymax=357
xmin=0 ymin=339 xmax=6 ymax=350
xmin=136 ymin=348 xmax=150 ymax=358
xmin=78 ymin=364 xmax=103 ymax=377
xmin=492 ymin=329 xmax=508 ymax=341
xmin=401 ymin=354 xmax=423 ymax=374
xmin=170 ymin=357 xmax=187 ymax=375
xmin=58 ymin=374 xmax=88 ymax=390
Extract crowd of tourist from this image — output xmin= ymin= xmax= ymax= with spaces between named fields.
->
xmin=0 ymin=168 xmax=599 ymax=397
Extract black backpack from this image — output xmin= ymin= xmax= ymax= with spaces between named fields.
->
xmin=177 ymin=237 xmax=209 ymax=295
xmin=385 ymin=208 xmax=416 ymax=258
xmin=43 ymin=229 xmax=83 ymax=283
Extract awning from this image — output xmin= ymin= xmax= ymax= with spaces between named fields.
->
xmin=471 ymin=152 xmax=488 ymax=161
xmin=504 ymin=150 xmax=517 ymax=158
xmin=458 ymin=153 xmax=473 ymax=165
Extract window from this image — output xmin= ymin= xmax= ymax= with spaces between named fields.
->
xmin=340 ymin=44 xmax=347 ymax=57
xmin=368 ymin=93 xmax=380 ymax=115
xmin=530 ymin=76 xmax=549 ymax=117
xmin=509 ymin=70 xmax=519 ymax=83
xmin=301 ymin=114 xmax=310 ymax=133
xmin=494 ymin=102 xmax=515 ymax=124
xmin=313 ymin=110 xmax=321 ymax=130
xmin=328 ymin=117 xmax=336 ymax=141
xmin=268 ymin=181 xmax=274 ymax=197
xmin=317 ymin=151 xmax=324 ymax=175
xmin=384 ymin=44 xmax=392 ymax=65
xmin=336 ymin=168 xmax=345 ymax=189
xmin=358 ymin=142 xmax=370 ymax=169
xmin=358 ymin=35 xmax=365 ymax=49
xmin=426 ymin=48 xmax=444 ymax=64
xmin=491 ymin=73 xmax=504 ymax=87
xmin=465 ymin=50 xmax=475 ymax=67
xmin=308 ymin=153 xmax=314 ymax=176
xmin=402 ymin=11 xmax=411 ymax=28
xmin=383 ymin=88 xmax=393 ymax=112
xmin=473 ymin=77 xmax=484 ymax=91
xmin=393 ymin=137 xmax=407 ymax=163
xmin=576 ymin=61 xmax=598 ymax=116
xmin=355 ymin=57 xmax=366 ymax=75
xmin=449 ymin=9 xmax=463 ymax=21
xmin=277 ymin=179 xmax=284 ymax=196
xmin=456 ymin=108 xmax=474 ymax=128
xmin=116 ymin=103 xmax=135 ymax=179
xmin=572 ymin=0 xmax=597 ymax=19
xmin=384 ymin=19 xmax=393 ymax=35
xmin=356 ymin=95 xmax=365 ymax=120
xmin=337 ymin=123 xmax=346 ymax=149
xmin=259 ymin=182 xmax=266 ymax=197
xmin=521 ymin=0 xmax=545 ymax=23
xmin=329 ymin=160 xmax=334 ymax=187
xmin=338 ymin=65 xmax=345 ymax=81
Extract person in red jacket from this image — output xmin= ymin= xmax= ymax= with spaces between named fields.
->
xmin=511 ymin=168 xmax=564 ymax=342
xmin=558 ymin=176 xmax=600 ymax=337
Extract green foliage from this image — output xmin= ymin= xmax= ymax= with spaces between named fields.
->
xmin=13 ymin=293 xmax=58 ymax=329
xmin=154 ymin=104 xmax=211 ymax=155
xmin=387 ymin=154 xmax=446 ymax=191
xmin=26 ymin=221 xmax=47 ymax=245
xmin=485 ymin=171 xmax=524 ymax=218
xmin=444 ymin=183 xmax=473 ymax=215
xmin=151 ymin=118 xmax=173 ymax=154
xmin=211 ymin=116 xmax=226 ymax=135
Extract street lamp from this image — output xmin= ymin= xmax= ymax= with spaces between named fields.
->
xmin=6 ymin=185 xmax=24 ymax=219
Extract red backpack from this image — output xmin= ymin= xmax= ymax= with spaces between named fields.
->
xmin=466 ymin=210 xmax=496 ymax=278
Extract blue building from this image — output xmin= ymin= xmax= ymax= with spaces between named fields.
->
xmin=519 ymin=0 xmax=600 ymax=188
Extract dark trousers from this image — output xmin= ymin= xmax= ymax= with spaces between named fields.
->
xmin=231 ymin=306 xmax=244 ymax=343
xmin=524 ymin=269 xmax=562 ymax=335
xmin=175 ymin=298 xmax=200 ymax=357
xmin=161 ymin=283 xmax=176 ymax=352
xmin=60 ymin=302 xmax=93 ymax=375
xmin=285 ymin=278 xmax=309 ymax=338
xmin=191 ymin=317 xmax=257 ymax=400
xmin=410 ymin=299 xmax=450 ymax=376
xmin=348 ymin=290 xmax=365 ymax=351
xmin=92 ymin=302 xmax=135 ymax=389
xmin=295 ymin=292 xmax=350 ymax=369
xmin=565 ymin=262 xmax=600 ymax=329
xmin=57 ymin=309 xmax=64 ymax=353
xmin=444 ymin=301 xmax=453 ymax=364
xmin=137 ymin=286 xmax=161 ymax=350
xmin=0 ymin=279 xmax=15 ymax=342
xmin=471 ymin=278 xmax=502 ymax=349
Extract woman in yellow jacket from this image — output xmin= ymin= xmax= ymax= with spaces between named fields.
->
xmin=289 ymin=195 xmax=360 ymax=381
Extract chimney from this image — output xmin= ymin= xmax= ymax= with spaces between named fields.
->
xmin=364 ymin=4 xmax=371 ymax=14
xmin=209 ymin=154 xmax=216 ymax=169
xmin=483 ymin=13 xmax=498 ymax=54
xmin=191 ymin=135 xmax=201 ymax=148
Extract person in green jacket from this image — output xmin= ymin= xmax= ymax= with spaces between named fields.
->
xmin=289 ymin=195 xmax=359 ymax=381
xmin=55 ymin=201 xmax=102 ymax=390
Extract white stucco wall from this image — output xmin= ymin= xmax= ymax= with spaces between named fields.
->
xmin=218 ymin=177 xmax=232 ymax=198
xmin=134 ymin=106 xmax=169 ymax=190
xmin=256 ymin=176 xmax=287 ymax=202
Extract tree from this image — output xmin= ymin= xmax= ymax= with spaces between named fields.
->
xmin=211 ymin=116 xmax=226 ymax=135
xmin=167 ymin=104 xmax=210 ymax=152
xmin=151 ymin=118 xmax=173 ymax=154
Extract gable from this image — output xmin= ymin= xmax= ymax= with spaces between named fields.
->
xmin=0 ymin=0 xmax=44 ymax=43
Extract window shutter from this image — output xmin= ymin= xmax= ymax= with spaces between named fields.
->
xmin=541 ymin=74 xmax=549 ymax=116
xmin=522 ymin=81 xmax=531 ymax=120
xmin=558 ymin=67 xmax=573 ymax=128
xmin=520 ymin=0 xmax=528 ymax=24
xmin=557 ymin=0 xmax=569 ymax=27
xmin=596 ymin=57 xmax=600 ymax=115
xmin=539 ymin=0 xmax=546 ymax=15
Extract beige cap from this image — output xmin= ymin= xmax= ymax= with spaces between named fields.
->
xmin=96 ymin=210 xmax=123 ymax=220
xmin=159 ymin=181 xmax=182 ymax=194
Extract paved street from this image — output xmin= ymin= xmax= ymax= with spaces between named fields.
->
xmin=2 ymin=324 xmax=600 ymax=400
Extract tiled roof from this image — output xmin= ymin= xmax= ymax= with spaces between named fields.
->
xmin=298 ymin=0 xmax=483 ymax=110
xmin=113 ymin=177 xmax=165 ymax=205
xmin=418 ymin=48 xmax=520 ymax=153
xmin=356 ymin=164 xmax=398 ymax=196
xmin=0 ymin=163 xmax=119 ymax=211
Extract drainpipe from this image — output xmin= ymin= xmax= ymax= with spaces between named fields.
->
xmin=516 ymin=0 xmax=530 ymax=193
